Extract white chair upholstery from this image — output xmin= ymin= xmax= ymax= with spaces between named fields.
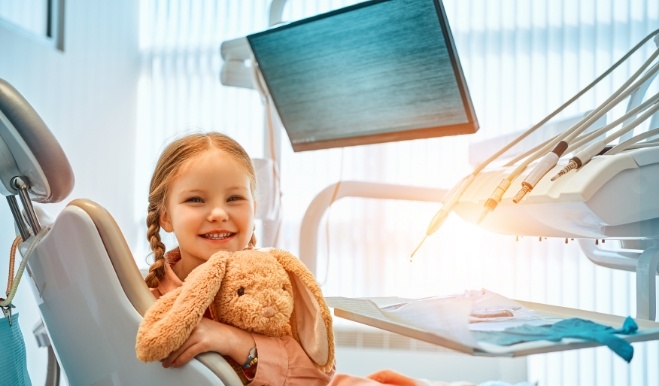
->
xmin=26 ymin=199 xmax=242 ymax=385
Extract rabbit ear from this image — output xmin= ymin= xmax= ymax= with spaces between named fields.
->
xmin=135 ymin=251 xmax=231 ymax=362
xmin=270 ymin=249 xmax=335 ymax=372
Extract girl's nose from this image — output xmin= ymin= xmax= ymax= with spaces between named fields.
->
xmin=207 ymin=206 xmax=229 ymax=222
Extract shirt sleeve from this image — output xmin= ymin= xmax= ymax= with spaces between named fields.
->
xmin=249 ymin=334 xmax=335 ymax=386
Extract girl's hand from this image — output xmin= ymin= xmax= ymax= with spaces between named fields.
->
xmin=161 ymin=318 xmax=254 ymax=368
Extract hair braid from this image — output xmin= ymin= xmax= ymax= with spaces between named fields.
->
xmin=144 ymin=206 xmax=167 ymax=288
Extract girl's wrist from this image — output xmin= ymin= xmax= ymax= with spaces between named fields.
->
xmin=222 ymin=323 xmax=256 ymax=364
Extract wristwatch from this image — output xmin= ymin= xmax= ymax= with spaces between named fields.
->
xmin=242 ymin=347 xmax=258 ymax=380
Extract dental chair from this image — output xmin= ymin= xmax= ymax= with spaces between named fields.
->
xmin=0 ymin=78 xmax=243 ymax=385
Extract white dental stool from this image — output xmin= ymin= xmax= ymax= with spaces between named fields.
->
xmin=0 ymin=78 xmax=242 ymax=386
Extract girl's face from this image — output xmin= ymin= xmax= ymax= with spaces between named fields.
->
xmin=160 ymin=149 xmax=255 ymax=270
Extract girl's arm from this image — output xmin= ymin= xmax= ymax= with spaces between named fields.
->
xmin=161 ymin=318 xmax=335 ymax=384
xmin=161 ymin=318 xmax=254 ymax=368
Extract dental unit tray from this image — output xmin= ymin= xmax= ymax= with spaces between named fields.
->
xmin=452 ymin=146 xmax=659 ymax=239
xmin=326 ymin=295 xmax=659 ymax=359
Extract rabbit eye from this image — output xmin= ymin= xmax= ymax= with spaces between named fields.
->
xmin=237 ymin=287 xmax=245 ymax=296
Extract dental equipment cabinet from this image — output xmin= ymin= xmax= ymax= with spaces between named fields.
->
xmin=220 ymin=0 xmax=659 ymax=360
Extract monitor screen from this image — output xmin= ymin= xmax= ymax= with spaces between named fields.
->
xmin=246 ymin=0 xmax=478 ymax=152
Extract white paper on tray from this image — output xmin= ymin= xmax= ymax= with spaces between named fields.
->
xmin=375 ymin=289 xmax=558 ymax=346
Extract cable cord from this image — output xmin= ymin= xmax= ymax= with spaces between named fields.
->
xmin=586 ymin=101 xmax=659 ymax=151
xmin=629 ymin=136 xmax=659 ymax=147
xmin=607 ymin=127 xmax=659 ymax=155
xmin=481 ymin=35 xmax=659 ymax=211
xmin=507 ymin=48 xmax=659 ymax=202
xmin=551 ymin=94 xmax=659 ymax=181
xmin=626 ymin=140 xmax=659 ymax=150
xmin=263 ymin=95 xmax=283 ymax=246
xmin=567 ymin=91 xmax=659 ymax=152
xmin=4 ymin=237 xmax=19 ymax=297
xmin=252 ymin=59 xmax=284 ymax=247
xmin=506 ymin=50 xmax=659 ymax=170
xmin=484 ymin=30 xmax=659 ymax=175
xmin=1 ymin=228 xmax=50 ymax=308
xmin=561 ymin=51 xmax=659 ymax=144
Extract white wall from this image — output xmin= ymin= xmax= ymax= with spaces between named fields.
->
xmin=0 ymin=1 xmax=140 ymax=384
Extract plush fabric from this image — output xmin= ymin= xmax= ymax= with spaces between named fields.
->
xmin=135 ymin=248 xmax=335 ymax=373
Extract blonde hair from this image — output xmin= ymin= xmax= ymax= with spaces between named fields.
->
xmin=144 ymin=132 xmax=257 ymax=288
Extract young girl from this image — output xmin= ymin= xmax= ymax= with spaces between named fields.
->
xmin=143 ymin=132 xmax=335 ymax=384
xmin=142 ymin=131 xmax=474 ymax=386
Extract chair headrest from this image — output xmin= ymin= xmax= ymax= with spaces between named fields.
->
xmin=0 ymin=78 xmax=74 ymax=203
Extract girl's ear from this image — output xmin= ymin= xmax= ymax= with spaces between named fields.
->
xmin=135 ymin=251 xmax=230 ymax=362
xmin=270 ymin=249 xmax=335 ymax=372
xmin=159 ymin=208 xmax=173 ymax=232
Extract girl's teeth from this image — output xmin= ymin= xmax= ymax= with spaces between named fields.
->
xmin=205 ymin=233 xmax=230 ymax=240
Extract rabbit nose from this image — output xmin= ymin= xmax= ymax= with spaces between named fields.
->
xmin=261 ymin=306 xmax=276 ymax=318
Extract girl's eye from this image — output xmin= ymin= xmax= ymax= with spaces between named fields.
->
xmin=227 ymin=195 xmax=243 ymax=202
xmin=237 ymin=287 xmax=245 ymax=296
xmin=186 ymin=196 xmax=203 ymax=203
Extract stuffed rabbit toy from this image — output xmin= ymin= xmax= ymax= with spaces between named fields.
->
xmin=135 ymin=248 xmax=334 ymax=373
